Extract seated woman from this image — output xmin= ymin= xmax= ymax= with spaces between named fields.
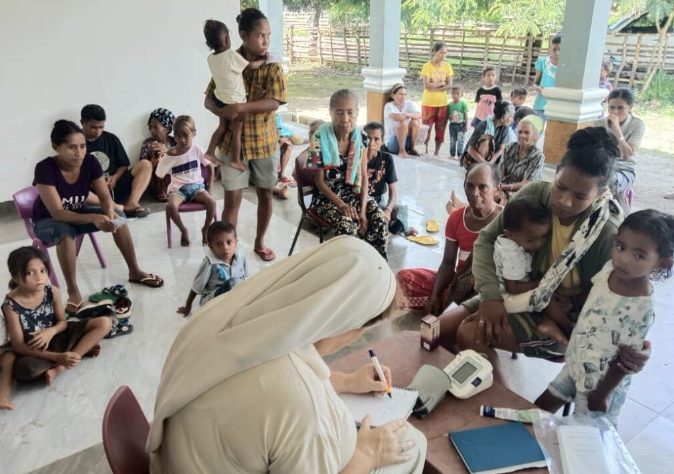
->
xmin=594 ymin=88 xmax=645 ymax=213
xmin=33 ymin=120 xmax=163 ymax=313
xmin=309 ymin=89 xmax=389 ymax=259
xmin=461 ymin=100 xmax=514 ymax=168
xmin=363 ymin=122 xmax=398 ymax=224
xmin=499 ymin=115 xmax=545 ymax=199
xmin=139 ymin=108 xmax=176 ymax=202
xmin=436 ymin=128 xmax=650 ymax=380
xmin=148 ymin=236 xmax=427 ymax=473
xmin=397 ymin=163 xmax=502 ymax=315
xmin=384 ymin=83 xmax=422 ymax=157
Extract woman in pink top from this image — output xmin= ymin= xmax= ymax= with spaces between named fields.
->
xmin=397 ymin=163 xmax=502 ymax=314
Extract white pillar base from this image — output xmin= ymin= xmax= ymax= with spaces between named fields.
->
xmin=543 ymin=87 xmax=609 ymax=123
xmin=361 ymin=67 xmax=407 ymax=93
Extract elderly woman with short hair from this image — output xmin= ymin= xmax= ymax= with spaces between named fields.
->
xmin=499 ymin=115 xmax=546 ymax=198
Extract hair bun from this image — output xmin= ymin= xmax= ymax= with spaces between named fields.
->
xmin=568 ymin=127 xmax=619 ymax=157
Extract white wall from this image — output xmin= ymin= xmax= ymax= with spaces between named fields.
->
xmin=0 ymin=0 xmax=240 ymax=202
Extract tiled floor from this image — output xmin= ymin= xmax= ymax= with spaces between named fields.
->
xmin=1 ymin=133 xmax=673 ymax=473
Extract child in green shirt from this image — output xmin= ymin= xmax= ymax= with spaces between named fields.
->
xmin=447 ymin=86 xmax=469 ymax=160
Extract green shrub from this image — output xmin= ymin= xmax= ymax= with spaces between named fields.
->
xmin=640 ymin=70 xmax=674 ymax=105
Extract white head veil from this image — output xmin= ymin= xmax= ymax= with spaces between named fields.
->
xmin=147 ymin=236 xmax=396 ymax=452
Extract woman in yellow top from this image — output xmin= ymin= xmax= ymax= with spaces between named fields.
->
xmin=420 ymin=41 xmax=453 ymax=157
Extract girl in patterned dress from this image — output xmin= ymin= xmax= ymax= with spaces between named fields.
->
xmin=1 ymin=247 xmax=111 ymax=386
xmin=535 ymin=210 xmax=674 ymax=425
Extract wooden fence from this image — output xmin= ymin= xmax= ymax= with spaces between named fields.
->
xmin=283 ymin=14 xmax=674 ymax=89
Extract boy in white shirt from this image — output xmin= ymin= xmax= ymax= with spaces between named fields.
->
xmin=493 ymin=196 xmax=570 ymax=347
xmin=203 ymin=19 xmax=266 ymax=171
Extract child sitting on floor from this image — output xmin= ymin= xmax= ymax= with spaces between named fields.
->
xmin=1 ymin=247 xmax=111 ymax=386
xmin=494 ymin=197 xmax=571 ymax=347
xmin=536 ymin=210 xmax=674 ymax=426
xmin=156 ymin=115 xmax=217 ymax=247
xmin=203 ymin=19 xmax=266 ymax=171
xmin=177 ymin=221 xmax=249 ymax=317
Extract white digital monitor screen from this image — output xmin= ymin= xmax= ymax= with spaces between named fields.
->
xmin=452 ymin=361 xmax=477 ymax=383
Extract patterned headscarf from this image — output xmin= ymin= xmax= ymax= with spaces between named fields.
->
xmin=147 ymin=108 xmax=175 ymax=134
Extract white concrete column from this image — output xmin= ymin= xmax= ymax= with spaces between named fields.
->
xmin=542 ymin=0 xmax=612 ymax=164
xmin=362 ymin=0 xmax=406 ymax=121
xmin=543 ymin=0 xmax=612 ymax=123
xmin=258 ymin=0 xmax=287 ymax=66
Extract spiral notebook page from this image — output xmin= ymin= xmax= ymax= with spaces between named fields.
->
xmin=339 ymin=388 xmax=419 ymax=427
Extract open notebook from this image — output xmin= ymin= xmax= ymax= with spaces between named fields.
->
xmin=339 ymin=387 xmax=418 ymax=426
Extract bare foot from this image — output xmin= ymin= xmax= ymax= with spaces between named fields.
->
xmin=180 ymin=230 xmax=190 ymax=247
xmin=537 ymin=319 xmax=569 ymax=346
xmin=45 ymin=366 xmax=66 ymax=385
xmin=84 ymin=344 xmax=101 ymax=358
xmin=204 ymin=151 xmax=218 ymax=164
xmin=228 ymin=160 xmax=246 ymax=172
xmin=0 ymin=397 xmax=14 ymax=410
xmin=398 ymin=151 xmax=410 ymax=158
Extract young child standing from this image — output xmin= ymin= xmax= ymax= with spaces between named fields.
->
xmin=156 ymin=115 xmax=217 ymax=247
xmin=510 ymin=87 xmax=528 ymax=112
xmin=447 ymin=86 xmax=469 ymax=160
xmin=533 ymin=35 xmax=561 ymax=122
xmin=535 ymin=210 xmax=674 ymax=426
xmin=203 ymin=19 xmax=266 ymax=171
xmin=2 ymin=247 xmax=111 ymax=386
xmin=494 ymin=197 xmax=571 ymax=347
xmin=472 ymin=65 xmax=502 ymax=127
xmin=178 ymin=221 xmax=249 ymax=316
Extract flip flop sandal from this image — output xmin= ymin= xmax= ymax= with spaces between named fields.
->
xmin=114 ymin=296 xmax=133 ymax=318
xmin=426 ymin=219 xmax=440 ymax=233
xmin=105 ymin=319 xmax=134 ymax=339
xmin=124 ymin=207 xmax=150 ymax=218
xmin=407 ymin=234 xmax=440 ymax=246
xmin=65 ymin=299 xmax=85 ymax=316
xmin=129 ymin=273 xmax=164 ymax=288
xmin=104 ymin=284 xmax=128 ymax=298
xmin=74 ymin=302 xmax=115 ymax=319
xmin=254 ymin=247 xmax=276 ymax=262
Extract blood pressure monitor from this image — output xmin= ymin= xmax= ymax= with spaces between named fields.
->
xmin=443 ymin=350 xmax=493 ymax=399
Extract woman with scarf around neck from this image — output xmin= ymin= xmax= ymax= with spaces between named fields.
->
xmin=308 ymin=89 xmax=389 ymax=259
xmin=148 ymin=236 xmax=426 ymax=473
xmin=437 ymin=127 xmax=651 ymax=381
xmin=139 ymin=108 xmax=176 ymax=202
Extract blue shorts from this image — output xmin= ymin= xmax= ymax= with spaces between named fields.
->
xmin=172 ymin=183 xmax=205 ymax=201
xmin=386 ymin=135 xmax=412 ymax=154
xmin=33 ymin=206 xmax=125 ymax=245
xmin=548 ymin=364 xmax=627 ymax=426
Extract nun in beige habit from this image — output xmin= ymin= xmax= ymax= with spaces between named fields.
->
xmin=147 ymin=236 xmax=426 ymax=473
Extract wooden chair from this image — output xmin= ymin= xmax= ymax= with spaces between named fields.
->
xmin=288 ymin=153 xmax=335 ymax=256
xmin=102 ymin=386 xmax=150 ymax=474
xmin=13 ymin=186 xmax=106 ymax=287
xmin=165 ymin=164 xmax=217 ymax=248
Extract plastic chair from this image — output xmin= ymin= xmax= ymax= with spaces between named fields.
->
xmin=288 ymin=152 xmax=335 ymax=256
xmin=166 ymin=164 xmax=217 ymax=248
xmin=102 ymin=385 xmax=150 ymax=474
xmin=12 ymin=186 xmax=106 ymax=287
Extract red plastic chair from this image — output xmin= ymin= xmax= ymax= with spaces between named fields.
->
xmin=288 ymin=152 xmax=335 ymax=256
xmin=102 ymin=385 xmax=149 ymax=474
xmin=12 ymin=186 xmax=106 ymax=287
xmin=165 ymin=164 xmax=218 ymax=248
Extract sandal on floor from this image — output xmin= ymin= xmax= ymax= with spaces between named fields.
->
xmin=114 ymin=296 xmax=133 ymax=318
xmin=124 ymin=206 xmax=150 ymax=218
xmin=254 ymin=247 xmax=276 ymax=262
xmin=407 ymin=234 xmax=440 ymax=246
xmin=425 ymin=219 xmax=440 ymax=233
xmin=129 ymin=273 xmax=164 ymax=288
xmin=73 ymin=302 xmax=114 ymax=320
xmin=105 ymin=319 xmax=134 ymax=339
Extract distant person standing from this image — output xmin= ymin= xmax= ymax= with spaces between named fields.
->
xmin=420 ymin=41 xmax=453 ymax=157
xmin=472 ymin=66 xmax=502 ymax=128
xmin=533 ymin=35 xmax=561 ymax=123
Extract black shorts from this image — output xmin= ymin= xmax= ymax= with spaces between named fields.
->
xmin=112 ymin=169 xmax=133 ymax=204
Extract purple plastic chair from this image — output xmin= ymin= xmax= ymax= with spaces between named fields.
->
xmin=102 ymin=385 xmax=150 ymax=474
xmin=165 ymin=164 xmax=218 ymax=248
xmin=12 ymin=186 xmax=107 ymax=287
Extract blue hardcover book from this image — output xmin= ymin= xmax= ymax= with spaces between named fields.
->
xmin=449 ymin=422 xmax=547 ymax=474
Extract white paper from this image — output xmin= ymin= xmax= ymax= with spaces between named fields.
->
xmin=557 ymin=425 xmax=611 ymax=474
xmin=339 ymin=387 xmax=418 ymax=427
